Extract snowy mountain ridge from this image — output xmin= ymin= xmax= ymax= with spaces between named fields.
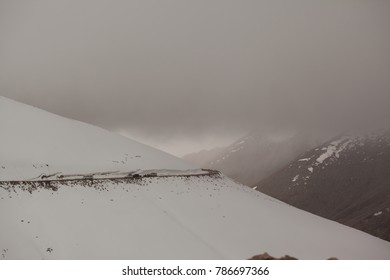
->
xmin=288 ymin=131 xmax=390 ymax=187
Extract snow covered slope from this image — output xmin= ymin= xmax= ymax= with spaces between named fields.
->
xmin=1 ymin=175 xmax=390 ymax=260
xmin=1 ymin=96 xmax=390 ymax=259
xmin=0 ymin=96 xmax=196 ymax=181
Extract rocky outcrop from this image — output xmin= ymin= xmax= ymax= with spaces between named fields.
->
xmin=249 ymin=252 xmax=337 ymax=260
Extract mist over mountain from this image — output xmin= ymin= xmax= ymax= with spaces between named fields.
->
xmin=182 ymin=147 xmax=225 ymax=167
xmin=1 ymin=0 xmax=389 ymax=154
xmin=184 ymin=130 xmax=328 ymax=186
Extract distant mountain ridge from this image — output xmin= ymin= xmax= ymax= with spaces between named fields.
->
xmin=182 ymin=147 xmax=225 ymax=167
xmin=184 ymin=130 xmax=327 ymax=186
xmin=258 ymin=130 xmax=390 ymax=241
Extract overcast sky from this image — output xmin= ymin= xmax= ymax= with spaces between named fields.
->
xmin=1 ymin=0 xmax=390 ymax=156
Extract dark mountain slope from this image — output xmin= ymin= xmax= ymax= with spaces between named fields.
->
xmin=258 ymin=131 xmax=390 ymax=241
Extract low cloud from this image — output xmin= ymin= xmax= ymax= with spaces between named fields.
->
xmin=1 ymin=0 xmax=389 ymax=154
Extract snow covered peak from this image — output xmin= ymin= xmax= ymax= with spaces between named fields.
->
xmin=0 ymin=96 xmax=196 ymax=180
